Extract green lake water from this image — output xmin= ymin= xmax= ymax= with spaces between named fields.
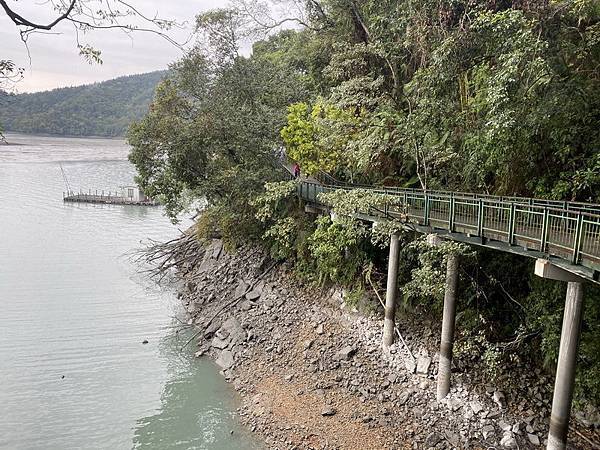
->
xmin=0 ymin=133 xmax=258 ymax=450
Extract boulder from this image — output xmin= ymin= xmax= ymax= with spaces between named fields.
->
xmin=220 ymin=317 xmax=246 ymax=344
xmin=211 ymin=336 xmax=230 ymax=350
xmin=234 ymin=281 xmax=250 ymax=298
xmin=216 ymin=350 xmax=235 ymax=370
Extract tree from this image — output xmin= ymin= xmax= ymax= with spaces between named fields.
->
xmin=128 ymin=9 xmax=310 ymax=221
xmin=1 ymin=0 xmax=182 ymax=68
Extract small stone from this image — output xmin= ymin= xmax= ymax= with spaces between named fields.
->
xmin=493 ymin=391 xmax=507 ymax=409
xmin=482 ymin=425 xmax=495 ymax=439
xmin=499 ymin=420 xmax=511 ymax=432
xmin=211 ymin=336 xmax=229 ymax=350
xmin=321 ymin=406 xmax=336 ymax=416
xmin=397 ymin=391 xmax=411 ymax=406
xmin=500 ymin=433 xmax=517 ymax=448
xmin=470 ymin=400 xmax=484 ymax=414
xmin=240 ymin=300 xmax=254 ymax=311
xmin=527 ymin=433 xmax=540 ymax=446
xmin=425 ymin=432 xmax=442 ymax=447
xmin=416 ymin=355 xmax=432 ymax=375
xmin=335 ymin=346 xmax=357 ymax=360
xmin=316 ymin=324 xmax=324 ymax=335
xmin=142 ymin=339 xmax=149 ymax=344
xmin=303 ymin=339 xmax=314 ymax=350
xmin=194 ymin=349 xmax=206 ymax=358
xmin=404 ymin=356 xmax=416 ymax=374
xmin=246 ymin=290 xmax=261 ymax=301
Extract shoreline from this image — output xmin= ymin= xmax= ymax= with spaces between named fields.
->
xmin=173 ymin=237 xmax=598 ymax=449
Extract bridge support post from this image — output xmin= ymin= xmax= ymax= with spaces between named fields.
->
xmin=383 ymin=233 xmax=400 ymax=348
xmin=535 ymin=259 xmax=585 ymax=450
xmin=437 ymin=252 xmax=459 ymax=400
xmin=426 ymin=235 xmax=460 ymax=400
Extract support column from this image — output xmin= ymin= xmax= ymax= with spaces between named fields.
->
xmin=437 ymin=253 xmax=459 ymax=400
xmin=547 ymin=281 xmax=584 ymax=450
xmin=383 ymin=233 xmax=400 ymax=347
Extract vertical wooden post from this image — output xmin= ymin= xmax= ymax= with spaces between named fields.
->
xmin=547 ymin=281 xmax=584 ymax=450
xmin=383 ymin=233 xmax=400 ymax=347
xmin=437 ymin=253 xmax=459 ymax=400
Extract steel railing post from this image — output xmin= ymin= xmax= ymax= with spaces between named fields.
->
xmin=477 ymin=199 xmax=484 ymax=237
xmin=449 ymin=194 xmax=455 ymax=232
xmin=572 ymin=214 xmax=584 ymax=264
xmin=508 ymin=203 xmax=516 ymax=245
xmin=424 ymin=193 xmax=430 ymax=226
xmin=541 ymin=208 xmax=549 ymax=253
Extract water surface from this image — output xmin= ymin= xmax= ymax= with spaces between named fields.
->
xmin=0 ymin=133 xmax=256 ymax=449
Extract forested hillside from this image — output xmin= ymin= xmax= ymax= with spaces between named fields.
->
xmin=0 ymin=71 xmax=165 ymax=137
xmin=128 ymin=1 xmax=600 ymax=410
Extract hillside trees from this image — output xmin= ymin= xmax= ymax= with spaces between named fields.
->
xmin=130 ymin=1 xmax=600 ymax=405
xmin=280 ymin=0 xmax=600 ymax=201
xmin=128 ymin=9 xmax=311 ymax=222
xmin=0 ymin=71 xmax=164 ymax=136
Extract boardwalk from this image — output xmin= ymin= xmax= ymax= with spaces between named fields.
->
xmin=293 ymin=172 xmax=600 ymax=283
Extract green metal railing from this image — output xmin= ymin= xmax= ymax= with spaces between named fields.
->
xmin=289 ymin=169 xmax=600 ymax=280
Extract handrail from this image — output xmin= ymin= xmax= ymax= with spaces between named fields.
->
xmin=287 ymin=169 xmax=600 ymax=281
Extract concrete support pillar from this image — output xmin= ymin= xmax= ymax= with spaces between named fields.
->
xmin=437 ymin=253 xmax=459 ymax=400
xmin=547 ymin=281 xmax=584 ymax=450
xmin=383 ymin=233 xmax=400 ymax=347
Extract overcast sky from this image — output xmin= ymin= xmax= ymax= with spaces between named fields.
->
xmin=1 ymin=1 xmax=225 ymax=93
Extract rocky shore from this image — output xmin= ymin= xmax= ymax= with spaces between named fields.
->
xmin=175 ymin=238 xmax=599 ymax=449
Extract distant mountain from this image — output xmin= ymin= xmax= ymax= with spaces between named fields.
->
xmin=0 ymin=71 xmax=165 ymax=137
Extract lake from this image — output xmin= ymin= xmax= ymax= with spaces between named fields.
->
xmin=0 ymin=133 xmax=257 ymax=449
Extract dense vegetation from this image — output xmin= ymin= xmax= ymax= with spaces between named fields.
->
xmin=128 ymin=1 xmax=600 ymax=408
xmin=0 ymin=71 xmax=165 ymax=137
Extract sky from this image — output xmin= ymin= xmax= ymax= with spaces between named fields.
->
xmin=0 ymin=1 xmax=225 ymax=93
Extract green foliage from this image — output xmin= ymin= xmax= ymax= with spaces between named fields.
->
xmin=306 ymin=215 xmax=369 ymax=285
xmin=129 ymin=26 xmax=310 ymax=221
xmin=318 ymin=188 xmax=404 ymax=218
xmin=252 ymin=180 xmax=305 ymax=260
xmin=280 ymin=101 xmax=352 ymax=174
xmin=252 ymin=181 xmax=298 ymax=223
xmin=402 ymin=237 xmax=473 ymax=308
xmin=0 ymin=71 xmax=164 ymax=136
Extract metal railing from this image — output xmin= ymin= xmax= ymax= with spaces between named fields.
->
xmin=290 ymin=171 xmax=600 ymax=278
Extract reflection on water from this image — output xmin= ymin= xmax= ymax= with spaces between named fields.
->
xmin=133 ymin=330 xmax=255 ymax=450
xmin=0 ymin=133 xmax=258 ymax=450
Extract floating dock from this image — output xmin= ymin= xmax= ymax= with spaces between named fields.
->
xmin=63 ymin=191 xmax=158 ymax=206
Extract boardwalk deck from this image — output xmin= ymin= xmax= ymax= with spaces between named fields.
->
xmin=291 ymin=170 xmax=600 ymax=283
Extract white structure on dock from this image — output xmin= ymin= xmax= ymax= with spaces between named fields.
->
xmin=119 ymin=185 xmax=150 ymax=203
